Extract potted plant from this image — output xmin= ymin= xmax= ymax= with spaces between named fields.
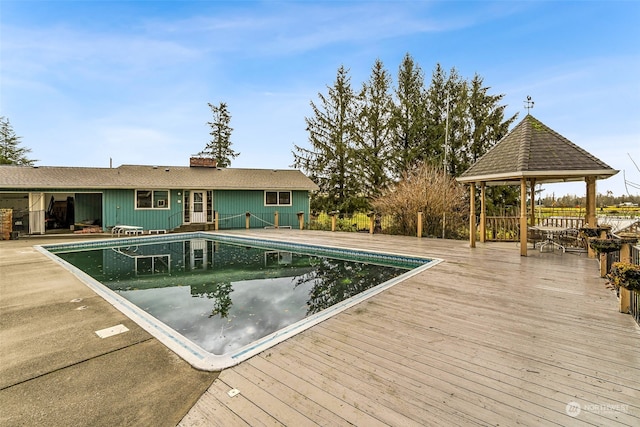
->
xmin=589 ymin=238 xmax=624 ymax=254
xmin=580 ymin=227 xmax=606 ymax=238
xmin=590 ymin=237 xmax=638 ymax=277
xmin=608 ymin=262 xmax=640 ymax=291
xmin=580 ymin=226 xmax=612 ymax=258
xmin=607 ymin=261 xmax=640 ymax=314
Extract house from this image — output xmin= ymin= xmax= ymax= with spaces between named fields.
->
xmin=0 ymin=157 xmax=319 ymax=235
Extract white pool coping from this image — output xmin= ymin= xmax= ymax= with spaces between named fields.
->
xmin=36 ymin=233 xmax=442 ymax=371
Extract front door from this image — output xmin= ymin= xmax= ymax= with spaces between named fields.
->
xmin=29 ymin=192 xmax=45 ymax=234
xmin=189 ymin=239 xmax=208 ymax=270
xmin=191 ymin=191 xmax=206 ymax=223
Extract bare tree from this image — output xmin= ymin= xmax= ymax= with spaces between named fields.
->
xmin=372 ymin=161 xmax=467 ymax=238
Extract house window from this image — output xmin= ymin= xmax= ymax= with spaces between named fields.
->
xmin=136 ymin=190 xmax=169 ymax=209
xmin=207 ymin=190 xmax=213 ymax=222
xmin=183 ymin=191 xmax=190 ymax=222
xmin=265 ymin=191 xmax=292 ymax=206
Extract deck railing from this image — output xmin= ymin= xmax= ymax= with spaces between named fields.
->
xmin=309 ymin=213 xmax=393 ymax=234
xmin=630 ymin=245 xmax=640 ymax=327
xmin=631 ymin=288 xmax=640 ymax=327
xmin=600 ymin=239 xmax=639 ymax=327
xmin=606 ymin=250 xmax=621 ymax=272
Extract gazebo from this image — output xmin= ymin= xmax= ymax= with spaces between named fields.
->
xmin=457 ymin=114 xmax=618 ymax=256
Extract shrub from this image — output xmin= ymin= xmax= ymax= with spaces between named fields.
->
xmin=371 ymin=162 xmax=467 ymax=238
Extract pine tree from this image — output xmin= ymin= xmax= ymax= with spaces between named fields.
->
xmin=466 ymin=74 xmax=517 ymax=167
xmin=424 ymin=63 xmax=449 ymax=166
xmin=390 ymin=53 xmax=429 ymax=178
xmin=465 ymin=74 xmax=519 ymax=215
xmin=200 ymin=102 xmax=238 ymax=168
xmin=425 ymin=64 xmax=470 ymax=175
xmin=442 ymin=66 xmax=470 ymax=177
xmin=0 ymin=116 xmax=35 ymax=165
xmin=293 ymin=65 xmax=358 ymax=212
xmin=425 ymin=67 xmax=517 ymax=177
xmin=295 ymin=55 xmax=518 ymax=216
xmin=353 ymin=59 xmax=395 ymax=200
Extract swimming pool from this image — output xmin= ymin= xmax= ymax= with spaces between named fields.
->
xmin=38 ymin=232 xmax=441 ymax=370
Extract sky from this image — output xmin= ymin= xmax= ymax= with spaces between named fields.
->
xmin=1 ymin=0 xmax=639 ymax=197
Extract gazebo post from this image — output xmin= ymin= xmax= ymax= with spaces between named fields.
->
xmin=529 ymin=179 xmax=536 ymax=226
xmin=469 ymin=183 xmax=476 ymax=248
xmin=585 ymin=176 xmax=597 ymax=226
xmin=520 ymin=178 xmax=528 ymax=256
xmin=479 ymin=182 xmax=486 ymax=243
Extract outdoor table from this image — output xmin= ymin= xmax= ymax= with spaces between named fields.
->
xmin=530 ymin=225 xmax=570 ymax=253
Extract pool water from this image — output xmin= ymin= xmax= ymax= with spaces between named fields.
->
xmin=43 ymin=233 xmax=438 ymax=370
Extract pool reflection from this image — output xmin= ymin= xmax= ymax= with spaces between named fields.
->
xmin=57 ymin=238 xmax=407 ymax=355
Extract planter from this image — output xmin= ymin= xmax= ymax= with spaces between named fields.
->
xmin=607 ymin=262 xmax=640 ymax=314
xmin=581 ymin=226 xmax=612 ymax=258
xmin=580 ymin=226 xmax=611 ymax=238
xmin=608 ymin=262 xmax=640 ymax=292
xmin=589 ymin=238 xmax=623 ymax=254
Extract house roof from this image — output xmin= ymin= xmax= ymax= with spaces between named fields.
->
xmin=0 ymin=164 xmax=319 ymax=191
xmin=457 ymin=115 xmax=618 ymax=184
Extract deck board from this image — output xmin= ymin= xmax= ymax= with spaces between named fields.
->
xmin=179 ymin=230 xmax=640 ymax=426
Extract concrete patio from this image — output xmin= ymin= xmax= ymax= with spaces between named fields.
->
xmin=0 ymin=234 xmax=217 ymax=426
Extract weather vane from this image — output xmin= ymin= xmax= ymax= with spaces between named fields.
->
xmin=524 ymin=96 xmax=534 ymax=115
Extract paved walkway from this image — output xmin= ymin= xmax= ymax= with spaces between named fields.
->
xmin=0 ymin=236 xmax=217 ymax=426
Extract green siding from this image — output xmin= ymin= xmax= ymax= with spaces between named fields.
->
xmin=103 ymin=189 xmax=183 ymax=231
xmin=7 ymin=183 xmax=313 ymax=232
xmin=214 ymin=190 xmax=310 ymax=229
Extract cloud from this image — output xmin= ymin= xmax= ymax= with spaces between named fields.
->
xmin=2 ymin=24 xmax=201 ymax=86
xmin=136 ymin=2 xmax=508 ymax=58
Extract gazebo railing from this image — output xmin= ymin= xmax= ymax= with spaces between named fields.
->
xmin=484 ymin=216 xmax=520 ymax=241
xmin=484 ymin=215 xmax=587 ymax=243
xmin=537 ymin=216 xmax=585 ymax=229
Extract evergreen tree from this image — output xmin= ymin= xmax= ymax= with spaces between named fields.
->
xmin=426 ymin=65 xmax=478 ymax=176
xmin=200 ymin=102 xmax=238 ymax=168
xmin=353 ymin=59 xmax=395 ymax=200
xmin=390 ymin=53 xmax=429 ymax=178
xmin=424 ymin=63 xmax=449 ymax=166
xmin=295 ymin=55 xmax=518 ymax=216
xmin=466 ymin=74 xmax=517 ymax=167
xmin=293 ymin=65 xmax=358 ymax=212
xmin=0 ymin=116 xmax=35 ymax=165
xmin=425 ymin=67 xmax=517 ymax=177
xmin=444 ymin=67 xmax=471 ymax=177
xmin=463 ymin=74 xmax=518 ymax=214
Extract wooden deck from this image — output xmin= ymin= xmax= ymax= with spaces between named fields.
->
xmin=179 ymin=230 xmax=640 ymax=426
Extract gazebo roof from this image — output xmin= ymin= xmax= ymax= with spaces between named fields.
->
xmin=457 ymin=115 xmax=618 ymax=185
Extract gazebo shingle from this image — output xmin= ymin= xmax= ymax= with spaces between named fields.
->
xmin=458 ymin=115 xmax=616 ymax=183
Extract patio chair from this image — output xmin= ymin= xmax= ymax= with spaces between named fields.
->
xmin=527 ymin=226 xmax=545 ymax=249
xmin=558 ymin=228 xmax=587 ymax=253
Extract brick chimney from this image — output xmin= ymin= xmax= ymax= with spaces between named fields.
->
xmin=190 ymin=157 xmax=217 ymax=168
